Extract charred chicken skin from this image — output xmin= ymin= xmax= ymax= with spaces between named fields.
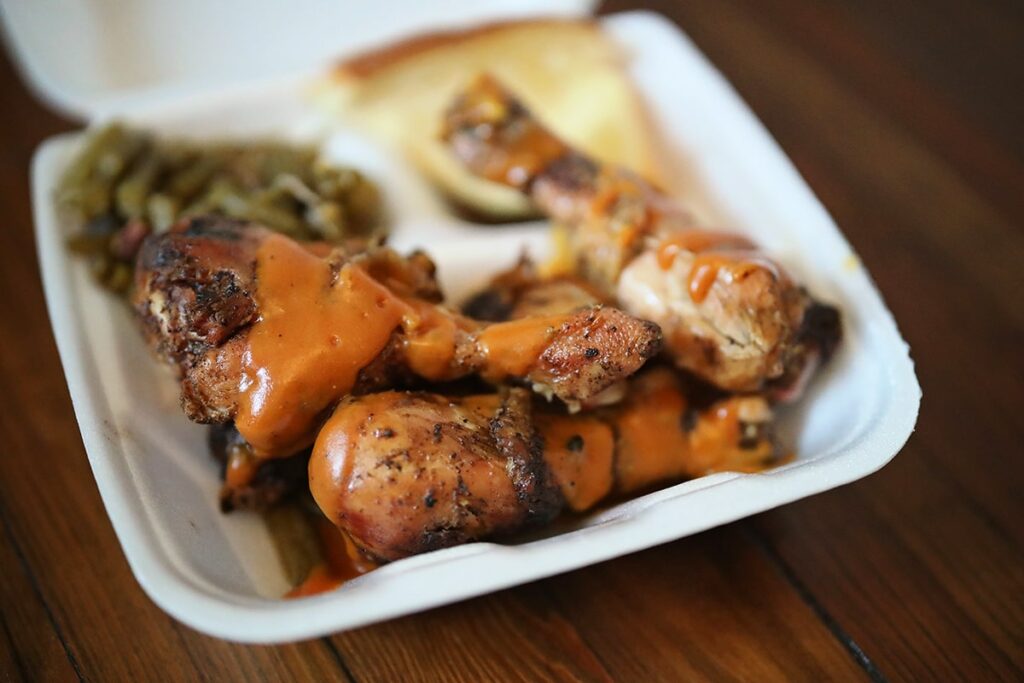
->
xmin=310 ymin=366 xmax=778 ymax=561
xmin=442 ymin=75 xmax=840 ymax=397
xmin=462 ymin=257 xmax=638 ymax=408
xmin=310 ymin=388 xmax=562 ymax=561
xmin=134 ymin=216 xmax=662 ymax=460
xmin=462 ymin=255 xmax=609 ymax=322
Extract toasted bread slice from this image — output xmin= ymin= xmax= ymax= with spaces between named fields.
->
xmin=316 ymin=19 xmax=664 ymax=220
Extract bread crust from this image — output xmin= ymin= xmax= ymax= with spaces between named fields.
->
xmin=332 ymin=18 xmax=600 ymax=81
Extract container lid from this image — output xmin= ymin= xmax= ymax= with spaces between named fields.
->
xmin=0 ymin=0 xmax=596 ymax=120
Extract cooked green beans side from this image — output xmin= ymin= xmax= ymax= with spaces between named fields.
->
xmin=60 ymin=123 xmax=385 ymax=294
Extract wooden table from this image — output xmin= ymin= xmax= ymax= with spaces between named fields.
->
xmin=1 ymin=1 xmax=1021 ymax=680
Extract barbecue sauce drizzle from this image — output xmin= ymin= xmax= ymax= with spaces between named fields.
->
xmin=235 ymin=235 xmax=412 ymax=458
xmin=286 ymin=518 xmax=377 ymax=598
xmin=653 ymin=230 xmax=779 ymax=304
xmin=233 ymin=234 xmax=580 ymax=461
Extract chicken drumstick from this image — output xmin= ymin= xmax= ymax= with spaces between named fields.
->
xmin=310 ymin=367 xmax=778 ymax=561
xmin=442 ymin=75 xmax=840 ymax=398
xmin=134 ymin=216 xmax=662 ymax=460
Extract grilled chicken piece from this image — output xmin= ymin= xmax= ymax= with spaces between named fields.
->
xmin=135 ymin=216 xmax=661 ymax=458
xmin=180 ymin=302 xmax=660 ymax=430
xmin=462 ymin=256 xmax=608 ymax=321
xmin=310 ymin=366 xmax=778 ymax=560
xmin=442 ymin=74 xmax=840 ymax=397
xmin=310 ymin=388 xmax=561 ymax=561
xmin=540 ymin=366 xmax=777 ymax=506
xmin=212 ymin=257 xmax=649 ymax=514
xmin=133 ymin=216 xmax=266 ymax=366
xmin=134 ymin=216 xmax=439 ymax=368
xmin=463 ymin=257 xmax=633 ymax=408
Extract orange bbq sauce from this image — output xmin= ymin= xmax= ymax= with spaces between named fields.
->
xmin=655 ymin=230 xmax=773 ymax=303
xmin=286 ymin=516 xmax=378 ymax=598
xmin=536 ymin=414 xmax=615 ymax=511
xmin=234 ymin=235 xmax=413 ymax=458
xmin=233 ymin=235 xmax=584 ymax=463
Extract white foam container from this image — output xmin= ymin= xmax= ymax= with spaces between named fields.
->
xmin=13 ymin=4 xmax=919 ymax=643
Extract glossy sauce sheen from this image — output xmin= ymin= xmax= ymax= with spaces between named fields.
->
xmin=655 ymin=230 xmax=755 ymax=268
xmin=309 ymin=392 xmax=505 ymax=529
xmin=224 ymin=448 xmax=258 ymax=489
xmin=308 ymin=397 xmax=369 ymax=523
xmin=654 ymin=231 xmax=772 ymax=304
xmin=537 ymin=414 xmax=615 ymax=511
xmin=286 ymin=516 xmax=377 ymax=598
xmin=539 ymin=376 xmax=777 ymax=509
xmin=476 ymin=314 xmax=565 ymax=379
xmin=473 ymin=122 xmax=569 ymax=188
xmin=401 ymin=299 xmax=462 ymax=380
xmin=687 ymin=401 xmax=742 ymax=474
xmin=612 ymin=378 xmax=691 ymax=493
xmin=688 ymin=399 xmax=777 ymax=475
xmin=235 ymin=235 xmax=413 ymax=457
xmin=233 ymin=236 xmax=583 ymax=459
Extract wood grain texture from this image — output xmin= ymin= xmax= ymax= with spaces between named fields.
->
xmin=0 ymin=515 xmax=80 ymax=683
xmin=614 ymin=0 xmax=1024 ymax=679
xmin=0 ymin=1 xmax=1021 ymax=681
xmin=333 ymin=526 xmax=865 ymax=683
xmin=540 ymin=527 xmax=867 ymax=682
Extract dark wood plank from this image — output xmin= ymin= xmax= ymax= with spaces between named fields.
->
xmin=817 ymin=0 xmax=1024 ymax=160
xmin=332 ymin=525 xmax=866 ymax=682
xmin=724 ymin=0 xmax=1024 ymax=222
xmin=669 ymin=0 xmax=1024 ymax=516
xmin=618 ymin=0 xmax=1024 ymax=679
xmin=543 ymin=526 xmax=868 ymax=682
xmin=618 ymin=0 xmax=1024 ymax=533
xmin=713 ymin=0 xmax=1021 ymax=528
xmin=753 ymin=472 xmax=1024 ymax=681
xmin=334 ymin=585 xmax=617 ymax=683
xmin=0 ymin=511 xmax=80 ymax=683
xmin=0 ymin=205 xmax=349 ymax=681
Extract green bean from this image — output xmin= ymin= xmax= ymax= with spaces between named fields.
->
xmin=66 ymin=232 xmax=111 ymax=256
xmin=249 ymin=146 xmax=316 ymax=183
xmin=306 ymin=201 xmax=344 ymax=241
xmin=115 ymin=154 xmax=163 ymax=218
xmin=58 ymin=127 xmax=150 ymax=220
xmin=89 ymin=254 xmax=113 ymax=283
xmin=61 ymin=121 xmax=387 ymax=297
xmin=71 ymin=178 xmax=115 ymax=220
xmin=105 ymin=263 xmax=134 ymax=293
xmin=272 ymin=174 xmax=320 ymax=205
xmin=200 ymin=177 xmax=241 ymax=209
xmin=93 ymin=132 xmax=148 ymax=182
xmin=344 ymin=180 xmax=384 ymax=234
xmin=58 ymin=123 xmax=125 ymax=191
xmin=164 ymin=155 xmax=221 ymax=201
xmin=217 ymin=185 xmax=304 ymax=236
xmin=146 ymin=193 xmax=180 ymax=232
xmin=242 ymin=199 xmax=306 ymax=236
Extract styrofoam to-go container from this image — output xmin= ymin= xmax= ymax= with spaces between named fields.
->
xmin=15 ymin=3 xmax=918 ymax=643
